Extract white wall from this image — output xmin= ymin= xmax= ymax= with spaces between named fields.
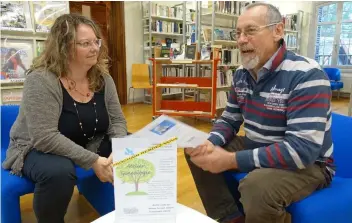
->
xmin=124 ymin=1 xmax=144 ymax=103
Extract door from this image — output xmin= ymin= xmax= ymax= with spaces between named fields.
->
xmin=69 ymin=1 xmax=127 ymax=104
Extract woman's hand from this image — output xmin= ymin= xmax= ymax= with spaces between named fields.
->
xmin=92 ymin=156 xmax=113 ymax=183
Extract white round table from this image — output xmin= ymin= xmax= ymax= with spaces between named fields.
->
xmin=91 ymin=203 xmax=217 ymax=223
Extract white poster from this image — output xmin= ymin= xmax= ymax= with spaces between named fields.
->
xmin=112 ymin=137 xmax=177 ymax=223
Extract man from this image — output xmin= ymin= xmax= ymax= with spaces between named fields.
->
xmin=185 ymin=3 xmax=334 ymax=223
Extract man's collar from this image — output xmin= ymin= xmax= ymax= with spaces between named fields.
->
xmin=270 ymin=39 xmax=287 ymax=72
xmin=263 ymin=46 xmax=281 ymax=71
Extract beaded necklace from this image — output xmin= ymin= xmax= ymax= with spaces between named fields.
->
xmin=65 ymin=77 xmax=98 ymax=141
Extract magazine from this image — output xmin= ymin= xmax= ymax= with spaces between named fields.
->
xmin=1 ymin=88 xmax=23 ymax=105
xmin=0 ymin=1 xmax=33 ymax=31
xmin=1 ymin=38 xmax=33 ymax=81
xmin=33 ymin=1 xmax=68 ymax=33
xmin=127 ymin=115 xmax=209 ymax=148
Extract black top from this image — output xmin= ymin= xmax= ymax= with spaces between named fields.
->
xmin=58 ymin=81 xmax=111 ymax=157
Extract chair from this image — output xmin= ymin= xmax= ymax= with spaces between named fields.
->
xmin=323 ymin=67 xmax=344 ymax=99
xmin=1 ymin=105 xmax=115 ymax=223
xmin=224 ymin=112 xmax=352 ymax=223
xmin=128 ymin=64 xmax=152 ymax=111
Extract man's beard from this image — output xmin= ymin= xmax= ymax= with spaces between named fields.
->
xmin=240 ymin=53 xmax=260 ymax=70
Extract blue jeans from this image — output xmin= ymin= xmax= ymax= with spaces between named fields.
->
xmin=22 ymin=149 xmax=77 ymax=223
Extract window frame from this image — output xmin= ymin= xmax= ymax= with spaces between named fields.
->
xmin=314 ymin=1 xmax=352 ymax=69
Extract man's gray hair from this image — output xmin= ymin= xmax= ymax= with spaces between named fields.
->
xmin=244 ymin=2 xmax=283 ymax=25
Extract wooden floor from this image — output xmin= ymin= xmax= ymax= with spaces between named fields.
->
xmin=19 ymin=98 xmax=350 ymax=222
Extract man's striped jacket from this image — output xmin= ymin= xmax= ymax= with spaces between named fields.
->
xmin=208 ymin=42 xmax=334 ymax=172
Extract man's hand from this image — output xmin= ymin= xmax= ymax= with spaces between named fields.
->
xmin=190 ymin=146 xmax=238 ymax=174
xmin=92 ymin=156 xmax=114 ymax=183
xmin=185 ymin=140 xmax=215 ymax=157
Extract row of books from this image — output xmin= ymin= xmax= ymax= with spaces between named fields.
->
xmin=160 ymin=66 xmax=233 ymax=88
xmin=161 ymin=66 xmax=194 ymax=96
xmin=161 ymin=88 xmax=183 ymax=96
xmin=208 ymin=1 xmax=252 ymax=15
xmin=217 ymin=49 xmax=241 ymax=65
xmin=1 ymin=38 xmax=45 ymax=82
xmin=147 ymin=3 xmax=183 ymax=19
xmin=146 ymin=37 xmax=179 ymax=48
xmin=283 ymin=14 xmax=298 ymax=31
xmin=186 ymin=24 xmax=196 ymax=38
xmin=202 ymin=28 xmax=235 ymax=42
xmin=148 ymin=20 xmax=183 ymax=34
xmin=162 ymin=66 xmax=197 ymax=78
xmin=216 ymin=91 xmax=230 ymax=109
xmin=217 ymin=69 xmax=233 ymax=87
xmin=1 ymin=1 xmax=68 ymax=33
xmin=285 ymin=34 xmax=298 ymax=48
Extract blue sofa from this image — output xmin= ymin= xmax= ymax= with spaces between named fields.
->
xmin=224 ymin=112 xmax=352 ymax=223
xmin=1 ymin=105 xmax=115 ymax=223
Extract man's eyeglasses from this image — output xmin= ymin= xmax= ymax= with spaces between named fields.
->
xmin=235 ymin=23 xmax=280 ymax=39
xmin=76 ymin=39 xmax=102 ymax=48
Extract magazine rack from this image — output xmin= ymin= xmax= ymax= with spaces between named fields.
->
xmin=149 ymin=58 xmax=219 ymax=120
xmin=0 ymin=1 xmax=69 ymax=105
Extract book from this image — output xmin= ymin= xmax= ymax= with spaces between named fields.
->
xmin=185 ymin=45 xmax=196 ymax=60
xmin=0 ymin=1 xmax=33 ymax=31
xmin=201 ymin=44 xmax=211 ymax=60
xmin=160 ymin=46 xmax=171 ymax=58
xmin=1 ymin=38 xmax=33 ymax=81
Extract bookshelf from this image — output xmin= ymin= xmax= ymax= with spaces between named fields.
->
xmin=142 ymin=1 xmax=188 ymax=62
xmin=197 ymin=1 xmax=250 ymax=110
xmin=0 ymin=1 xmax=70 ymax=105
xmin=283 ymin=11 xmax=303 ymax=54
xmin=141 ymin=1 xmax=197 ymax=103
xmin=150 ymin=58 xmax=219 ymax=119
xmin=196 ymin=2 xmax=303 ymax=111
xmin=141 ymin=1 xmax=304 ymax=117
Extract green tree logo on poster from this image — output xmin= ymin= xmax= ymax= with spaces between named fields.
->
xmin=116 ymin=158 xmax=155 ymax=196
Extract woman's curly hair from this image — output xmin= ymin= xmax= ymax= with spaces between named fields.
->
xmin=30 ymin=13 xmax=109 ymax=91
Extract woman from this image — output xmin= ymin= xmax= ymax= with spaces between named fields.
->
xmin=2 ymin=14 xmax=127 ymax=223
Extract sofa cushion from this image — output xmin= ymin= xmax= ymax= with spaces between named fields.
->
xmin=287 ymin=177 xmax=352 ymax=223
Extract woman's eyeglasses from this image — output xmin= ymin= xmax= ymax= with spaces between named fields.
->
xmin=76 ymin=39 xmax=102 ymax=48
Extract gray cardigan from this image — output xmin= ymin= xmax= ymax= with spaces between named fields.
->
xmin=2 ymin=70 xmax=127 ymax=176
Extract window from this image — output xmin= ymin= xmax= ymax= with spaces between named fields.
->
xmin=314 ymin=2 xmax=352 ymax=67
